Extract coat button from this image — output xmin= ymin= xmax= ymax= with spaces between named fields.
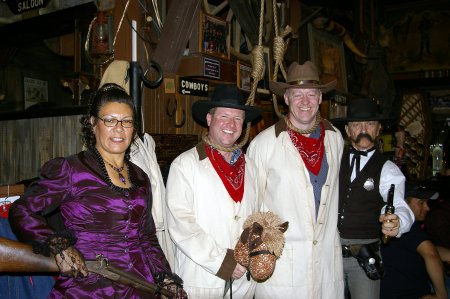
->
xmin=313 ymin=240 xmax=318 ymax=245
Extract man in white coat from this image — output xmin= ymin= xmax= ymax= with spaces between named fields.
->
xmin=247 ymin=61 xmax=345 ymax=298
xmin=166 ymin=84 xmax=262 ymax=299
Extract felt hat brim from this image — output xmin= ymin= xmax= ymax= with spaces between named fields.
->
xmin=331 ymin=115 xmax=390 ymax=123
xmin=269 ymin=79 xmax=337 ymax=97
xmin=192 ymin=99 xmax=262 ymax=127
xmin=330 ymin=97 xmax=393 ymax=124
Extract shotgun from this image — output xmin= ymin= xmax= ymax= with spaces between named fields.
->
xmin=0 ymin=237 xmax=173 ymax=297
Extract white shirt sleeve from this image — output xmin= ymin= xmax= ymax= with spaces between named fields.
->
xmin=379 ymin=160 xmax=415 ymax=237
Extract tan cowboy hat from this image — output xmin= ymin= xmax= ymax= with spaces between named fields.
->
xmin=99 ymin=60 xmax=130 ymax=93
xmin=269 ymin=61 xmax=337 ymax=97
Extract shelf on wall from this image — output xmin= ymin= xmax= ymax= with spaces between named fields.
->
xmin=0 ymin=105 xmax=87 ymax=121
xmin=0 ymin=1 xmax=97 ymax=48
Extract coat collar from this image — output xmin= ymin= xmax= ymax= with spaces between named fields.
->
xmin=196 ymin=141 xmax=208 ymax=160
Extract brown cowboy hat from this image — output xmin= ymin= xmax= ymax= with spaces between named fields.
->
xmin=269 ymin=61 xmax=337 ymax=97
xmin=192 ymin=84 xmax=262 ymax=127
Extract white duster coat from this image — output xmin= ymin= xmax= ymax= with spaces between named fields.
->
xmin=166 ymin=143 xmax=260 ymax=299
xmin=247 ymin=119 xmax=345 ymax=299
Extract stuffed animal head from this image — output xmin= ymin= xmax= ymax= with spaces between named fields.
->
xmin=234 ymin=212 xmax=289 ymax=281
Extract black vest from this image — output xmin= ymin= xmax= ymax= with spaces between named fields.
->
xmin=338 ymin=148 xmax=387 ymax=239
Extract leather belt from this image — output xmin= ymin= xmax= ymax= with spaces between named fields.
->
xmin=341 ymin=241 xmax=379 ymax=258
xmin=341 ymin=244 xmax=362 ymax=258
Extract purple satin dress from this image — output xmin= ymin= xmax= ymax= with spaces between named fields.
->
xmin=9 ymin=149 xmax=171 ymax=298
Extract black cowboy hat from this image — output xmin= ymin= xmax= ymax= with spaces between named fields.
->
xmin=192 ymin=84 xmax=262 ymax=126
xmin=269 ymin=61 xmax=336 ymax=97
xmin=332 ymin=97 xmax=389 ymax=123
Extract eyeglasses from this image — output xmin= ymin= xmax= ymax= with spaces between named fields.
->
xmin=97 ymin=117 xmax=134 ymax=128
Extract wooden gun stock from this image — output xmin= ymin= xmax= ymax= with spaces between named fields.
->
xmin=0 ymin=237 xmax=174 ymax=297
xmin=0 ymin=236 xmax=58 ymax=272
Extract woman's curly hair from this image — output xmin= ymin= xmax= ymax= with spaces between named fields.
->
xmin=80 ymin=83 xmax=137 ymax=151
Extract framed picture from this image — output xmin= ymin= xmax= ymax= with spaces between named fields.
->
xmin=199 ymin=11 xmax=230 ymax=60
xmin=383 ymin=7 xmax=450 ymax=73
xmin=237 ymin=61 xmax=252 ymax=91
xmin=23 ymin=77 xmax=48 ymax=109
xmin=308 ymin=24 xmax=347 ymax=92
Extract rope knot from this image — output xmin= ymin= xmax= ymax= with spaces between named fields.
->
xmin=273 ymin=36 xmax=286 ymax=65
xmin=280 ymin=25 xmax=292 ymax=38
xmin=251 ymin=45 xmax=265 ymax=82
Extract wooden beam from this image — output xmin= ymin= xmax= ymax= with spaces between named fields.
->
xmin=153 ymin=0 xmax=202 ymax=73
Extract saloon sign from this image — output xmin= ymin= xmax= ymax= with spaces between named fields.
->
xmin=5 ymin=0 xmax=50 ymax=14
xmin=179 ymin=77 xmax=208 ymax=97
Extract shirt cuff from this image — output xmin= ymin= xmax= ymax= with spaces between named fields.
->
xmin=216 ymin=249 xmax=237 ymax=280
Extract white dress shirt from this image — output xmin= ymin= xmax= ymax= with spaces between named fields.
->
xmin=349 ymin=150 xmax=415 ymax=237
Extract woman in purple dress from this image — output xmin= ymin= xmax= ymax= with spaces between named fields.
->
xmin=8 ymin=83 xmax=187 ymax=299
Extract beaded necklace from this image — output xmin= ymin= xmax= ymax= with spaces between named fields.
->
xmin=103 ymin=160 xmax=127 ymax=185
xmin=90 ymin=147 xmax=136 ymax=193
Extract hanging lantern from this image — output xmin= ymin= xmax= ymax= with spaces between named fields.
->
xmin=92 ymin=10 xmax=113 ymax=55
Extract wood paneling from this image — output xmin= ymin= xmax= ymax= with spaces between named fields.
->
xmin=0 ymin=115 xmax=83 ymax=185
xmin=142 ymin=74 xmax=206 ymax=135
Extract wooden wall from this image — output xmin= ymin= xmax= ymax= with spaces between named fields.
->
xmin=0 ymin=115 xmax=83 ymax=185
xmin=143 ymin=73 xmax=206 ymax=135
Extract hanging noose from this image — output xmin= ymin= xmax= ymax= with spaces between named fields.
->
xmin=270 ymin=0 xmax=292 ymax=119
xmin=202 ymin=0 xmax=267 ymax=152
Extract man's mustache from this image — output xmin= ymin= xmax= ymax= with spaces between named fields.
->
xmin=355 ymin=133 xmax=374 ymax=143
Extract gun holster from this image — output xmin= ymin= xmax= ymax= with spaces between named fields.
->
xmin=354 ymin=242 xmax=384 ymax=280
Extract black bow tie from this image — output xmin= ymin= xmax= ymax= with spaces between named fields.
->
xmin=350 ymin=147 xmax=376 ymax=176
xmin=350 ymin=147 xmax=376 ymax=156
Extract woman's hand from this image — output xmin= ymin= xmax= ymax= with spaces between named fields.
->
xmin=55 ymin=246 xmax=88 ymax=278
xmin=160 ymin=280 xmax=188 ymax=299
xmin=155 ymin=272 xmax=188 ymax=299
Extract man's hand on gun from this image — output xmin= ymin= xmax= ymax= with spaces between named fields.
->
xmin=379 ymin=213 xmax=400 ymax=238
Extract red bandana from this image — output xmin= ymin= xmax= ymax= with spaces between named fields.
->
xmin=287 ymin=122 xmax=325 ymax=175
xmin=205 ymin=145 xmax=245 ymax=203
